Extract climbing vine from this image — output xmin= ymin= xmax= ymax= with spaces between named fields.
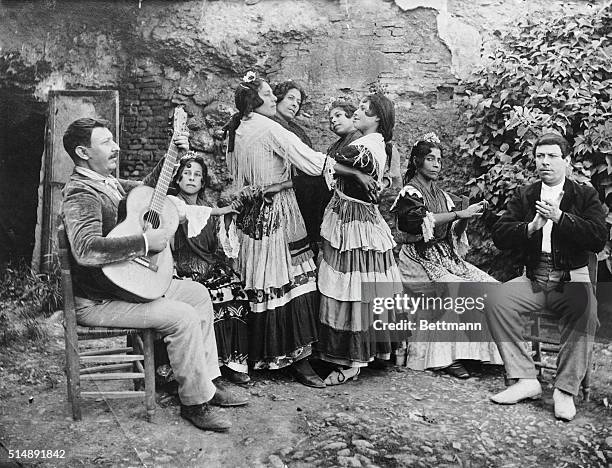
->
xmin=459 ymin=5 xmax=612 ymax=224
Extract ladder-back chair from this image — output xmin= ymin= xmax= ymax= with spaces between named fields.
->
xmin=58 ymin=223 xmax=156 ymax=421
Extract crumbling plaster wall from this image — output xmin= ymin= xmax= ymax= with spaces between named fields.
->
xmin=0 ymin=0 xmax=602 ymax=261
xmin=2 ymin=0 xmax=600 ymax=187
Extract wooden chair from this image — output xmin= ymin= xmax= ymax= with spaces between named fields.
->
xmin=58 ymin=223 xmax=156 ymax=421
xmin=526 ymin=252 xmax=598 ymax=401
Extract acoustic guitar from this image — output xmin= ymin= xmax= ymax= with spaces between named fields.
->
xmin=102 ymin=107 xmax=187 ymax=301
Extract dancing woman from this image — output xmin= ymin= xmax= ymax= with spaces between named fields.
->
xmin=325 ymin=98 xmax=361 ymax=157
xmin=272 ymin=80 xmax=313 ymax=147
xmin=316 ymin=93 xmax=403 ymax=385
xmin=223 ymin=73 xmax=378 ymax=387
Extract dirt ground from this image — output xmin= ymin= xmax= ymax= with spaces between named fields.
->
xmin=0 ymin=316 xmax=611 ymax=468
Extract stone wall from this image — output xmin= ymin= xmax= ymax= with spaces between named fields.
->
xmin=0 ymin=0 xmax=601 ymax=263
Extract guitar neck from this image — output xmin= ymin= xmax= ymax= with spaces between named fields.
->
xmin=150 ymin=144 xmax=181 ymax=214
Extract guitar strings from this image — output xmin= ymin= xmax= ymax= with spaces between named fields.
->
xmin=143 ymin=112 xmax=185 ymax=234
xmin=143 ymin=134 xmax=179 ymax=231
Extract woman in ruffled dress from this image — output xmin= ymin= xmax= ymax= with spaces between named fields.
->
xmin=223 ymin=73 xmax=379 ymax=387
xmin=325 ymin=98 xmax=361 ymax=161
xmin=390 ymin=135 xmax=501 ymax=378
xmin=316 ymin=93 xmax=404 ymax=385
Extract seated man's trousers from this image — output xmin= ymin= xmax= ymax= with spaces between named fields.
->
xmin=486 ymin=255 xmax=598 ymax=396
xmin=75 ymin=279 xmax=220 ymax=406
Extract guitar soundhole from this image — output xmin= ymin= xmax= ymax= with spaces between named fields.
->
xmin=143 ymin=211 xmax=161 ymax=229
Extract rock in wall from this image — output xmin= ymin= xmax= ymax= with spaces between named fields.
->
xmin=0 ymin=0 xmax=602 ymax=262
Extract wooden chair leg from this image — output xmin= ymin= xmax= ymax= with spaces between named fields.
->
xmin=143 ymin=330 xmax=156 ymax=422
xmin=65 ymin=347 xmax=81 ymax=419
xmin=64 ymin=326 xmax=81 ymax=421
xmin=130 ymin=335 xmax=145 ymax=392
xmin=531 ymin=314 xmax=544 ymax=377
xmin=582 ymin=349 xmax=592 ymax=402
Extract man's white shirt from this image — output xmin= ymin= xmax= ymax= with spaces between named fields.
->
xmin=540 ymin=178 xmax=565 ymax=253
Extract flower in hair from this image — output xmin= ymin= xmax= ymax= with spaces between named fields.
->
xmin=324 ymin=96 xmax=350 ymax=113
xmin=242 ymin=71 xmax=257 ymax=83
xmin=323 ymin=97 xmax=336 ymax=113
xmin=421 ymin=132 xmax=440 ymax=144
xmin=180 ymin=151 xmax=198 ymax=161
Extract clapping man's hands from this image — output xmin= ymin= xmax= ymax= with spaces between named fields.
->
xmin=528 ymin=191 xmax=564 ymax=236
xmin=536 ymin=191 xmax=564 ymax=223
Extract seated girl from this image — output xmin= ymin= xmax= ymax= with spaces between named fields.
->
xmin=390 ymin=134 xmax=501 ymax=378
xmin=169 ymin=153 xmax=251 ymax=385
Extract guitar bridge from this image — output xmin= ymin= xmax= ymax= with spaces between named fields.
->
xmin=132 ymin=256 xmax=159 ymax=272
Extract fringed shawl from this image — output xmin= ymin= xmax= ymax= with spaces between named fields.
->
xmin=327 ymin=130 xmax=361 ymax=158
xmin=344 ymin=132 xmax=387 ymax=183
xmin=391 ymin=179 xmax=469 ymax=257
xmin=273 ymin=115 xmax=313 ymax=148
xmin=227 ymin=112 xmax=335 ymax=189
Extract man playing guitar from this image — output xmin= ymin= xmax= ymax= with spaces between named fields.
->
xmin=61 ymin=117 xmax=247 ymax=432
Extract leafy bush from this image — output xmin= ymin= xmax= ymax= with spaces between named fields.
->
xmin=459 ymin=5 xmax=612 ymax=219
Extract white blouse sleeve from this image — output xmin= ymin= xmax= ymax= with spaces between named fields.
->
xmin=267 ymin=124 xmax=336 ymax=187
xmin=184 ymin=205 xmax=213 ymax=238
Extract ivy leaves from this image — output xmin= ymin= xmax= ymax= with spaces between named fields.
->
xmin=460 ymin=6 xmax=612 ymax=218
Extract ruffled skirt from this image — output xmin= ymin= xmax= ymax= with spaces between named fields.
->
xmin=316 ymin=190 xmax=404 ymax=367
xmin=397 ymin=242 xmax=502 ymax=370
xmin=236 ymin=189 xmax=319 ymax=370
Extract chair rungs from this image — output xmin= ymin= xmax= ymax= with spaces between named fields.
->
xmin=525 ymin=335 xmax=560 ymax=345
xmin=532 ymin=313 xmax=557 ymax=321
xmin=81 ymin=372 xmax=144 ymax=381
xmin=81 ymin=363 xmax=134 ymax=374
xmin=533 ymin=361 xmax=557 ymax=370
xmin=80 ymin=391 xmax=145 ymax=399
xmin=77 ymin=330 xmax=139 ymax=339
xmin=80 ymin=347 xmax=133 ymax=357
xmin=80 ymin=354 xmax=144 ymax=363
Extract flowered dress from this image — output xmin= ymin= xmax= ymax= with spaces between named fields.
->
xmin=390 ymin=178 xmax=502 ymax=370
xmin=316 ymin=133 xmax=404 ymax=368
xmin=172 ymin=193 xmax=250 ymax=374
xmin=228 ymin=113 xmax=336 ymax=370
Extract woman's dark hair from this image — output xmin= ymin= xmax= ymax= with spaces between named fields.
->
xmin=170 ymin=153 xmax=208 ymax=198
xmin=273 ymin=80 xmax=307 ymax=116
xmin=364 ymin=93 xmax=395 ymax=168
xmin=327 ymin=100 xmax=356 ymax=132
xmin=222 ymin=78 xmax=265 ymax=152
xmin=63 ymin=117 xmax=111 ymax=163
xmin=404 ymin=140 xmax=443 ymax=184
xmin=532 ymin=132 xmax=571 ymax=158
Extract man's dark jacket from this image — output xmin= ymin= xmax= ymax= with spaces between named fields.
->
xmin=492 ymin=179 xmax=607 ymax=278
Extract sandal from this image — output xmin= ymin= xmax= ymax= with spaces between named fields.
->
xmin=445 ymin=361 xmax=470 ymax=379
xmin=323 ymin=367 xmax=360 ymax=386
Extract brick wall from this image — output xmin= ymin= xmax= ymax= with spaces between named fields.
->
xmin=120 ymin=64 xmax=174 ymax=179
